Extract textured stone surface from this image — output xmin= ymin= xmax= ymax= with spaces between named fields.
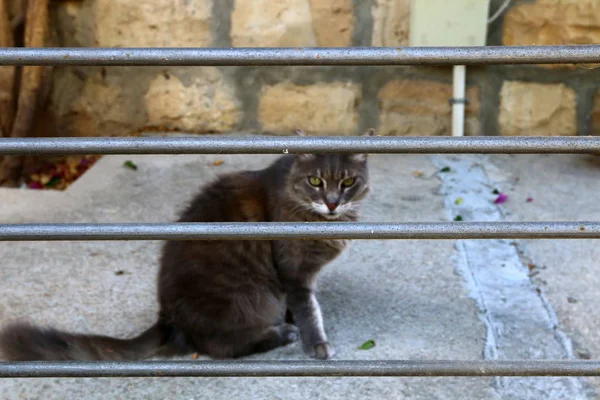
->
xmin=231 ymin=0 xmax=316 ymax=47
xmin=372 ymin=0 xmax=410 ymax=46
xmin=378 ymin=79 xmax=480 ymax=136
xmin=503 ymin=0 xmax=600 ymax=68
xmin=50 ymin=69 xmax=144 ymax=137
xmin=46 ymin=0 xmax=217 ymax=137
xmin=145 ymin=69 xmax=242 ymax=133
xmin=258 ymin=82 xmax=360 ymax=134
xmin=308 ymin=0 xmax=354 ymax=47
xmin=231 ymin=0 xmax=353 ymax=47
xmin=94 ymin=0 xmax=213 ymax=47
xmin=47 ymin=67 xmax=242 ymax=137
xmin=38 ymin=0 xmax=597 ymax=139
xmin=499 ymin=81 xmax=576 ymax=136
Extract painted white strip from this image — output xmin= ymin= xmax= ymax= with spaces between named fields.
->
xmin=432 ymin=154 xmax=590 ymax=399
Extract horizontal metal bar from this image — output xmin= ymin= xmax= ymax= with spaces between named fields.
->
xmin=0 ymin=222 xmax=598 ymax=241
xmin=1 ymin=136 xmax=600 ymax=155
xmin=2 ymin=360 xmax=600 ymax=378
xmin=0 ymin=46 xmax=599 ymax=66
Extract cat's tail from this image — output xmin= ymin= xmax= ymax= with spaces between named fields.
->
xmin=0 ymin=320 xmax=180 ymax=361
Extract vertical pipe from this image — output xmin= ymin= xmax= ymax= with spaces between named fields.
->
xmin=452 ymin=65 xmax=466 ymax=137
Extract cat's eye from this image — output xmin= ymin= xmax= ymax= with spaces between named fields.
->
xmin=341 ymin=177 xmax=356 ymax=187
xmin=308 ymin=176 xmax=323 ymax=187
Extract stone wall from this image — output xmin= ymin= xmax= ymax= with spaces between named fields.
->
xmin=41 ymin=0 xmax=600 ymax=137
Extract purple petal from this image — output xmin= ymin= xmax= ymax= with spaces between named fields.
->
xmin=494 ymin=193 xmax=508 ymax=204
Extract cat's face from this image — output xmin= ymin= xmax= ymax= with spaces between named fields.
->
xmin=287 ymin=154 xmax=370 ymax=220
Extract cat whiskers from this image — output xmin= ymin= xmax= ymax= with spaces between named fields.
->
xmin=287 ymin=202 xmax=317 ymax=219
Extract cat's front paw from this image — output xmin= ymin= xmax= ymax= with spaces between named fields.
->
xmin=305 ymin=342 xmax=335 ymax=360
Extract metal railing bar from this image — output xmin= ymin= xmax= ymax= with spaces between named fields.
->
xmin=1 ymin=136 xmax=600 ymax=155
xmin=2 ymin=360 xmax=600 ymax=378
xmin=0 ymin=222 xmax=598 ymax=241
xmin=0 ymin=46 xmax=599 ymax=66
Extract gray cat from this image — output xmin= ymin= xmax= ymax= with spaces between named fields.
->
xmin=0 ymin=129 xmax=373 ymax=361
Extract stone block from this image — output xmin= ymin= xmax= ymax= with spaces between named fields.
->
xmin=499 ymin=81 xmax=576 ymax=136
xmin=378 ymin=79 xmax=480 ymax=136
xmin=145 ymin=69 xmax=242 ymax=133
xmin=258 ymin=82 xmax=360 ymax=134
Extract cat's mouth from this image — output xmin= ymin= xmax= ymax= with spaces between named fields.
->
xmin=322 ymin=212 xmax=342 ymax=220
xmin=310 ymin=202 xmax=349 ymax=220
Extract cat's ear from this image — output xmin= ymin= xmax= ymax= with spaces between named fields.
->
xmin=350 ymin=129 xmax=375 ymax=163
xmin=363 ymin=128 xmax=375 ymax=137
xmin=293 ymin=129 xmax=315 ymax=161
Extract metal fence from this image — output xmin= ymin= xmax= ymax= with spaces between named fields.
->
xmin=1 ymin=45 xmax=600 ymax=379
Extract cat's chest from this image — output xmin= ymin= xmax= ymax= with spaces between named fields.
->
xmin=305 ymin=239 xmax=348 ymax=261
xmin=320 ymin=239 xmax=349 ymax=253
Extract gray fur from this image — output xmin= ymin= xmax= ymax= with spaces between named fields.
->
xmin=0 ymin=131 xmax=372 ymax=361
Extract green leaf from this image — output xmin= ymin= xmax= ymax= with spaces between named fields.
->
xmin=454 ymin=197 xmax=464 ymax=205
xmin=45 ymin=176 xmax=61 ymax=188
xmin=124 ymin=160 xmax=138 ymax=171
xmin=440 ymin=166 xmax=451 ymax=173
xmin=358 ymin=340 xmax=375 ymax=350
xmin=454 ymin=215 xmax=463 ymax=221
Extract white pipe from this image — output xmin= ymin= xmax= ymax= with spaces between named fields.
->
xmin=452 ymin=65 xmax=466 ymax=137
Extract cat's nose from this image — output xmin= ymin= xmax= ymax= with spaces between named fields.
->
xmin=326 ymin=202 xmax=338 ymax=211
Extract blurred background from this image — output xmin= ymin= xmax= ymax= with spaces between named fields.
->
xmin=2 ymin=0 xmax=600 ymax=187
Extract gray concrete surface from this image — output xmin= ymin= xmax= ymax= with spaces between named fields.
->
xmin=1 ymin=149 xmax=600 ymax=399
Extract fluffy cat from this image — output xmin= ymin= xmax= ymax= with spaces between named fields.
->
xmin=0 ymin=129 xmax=373 ymax=361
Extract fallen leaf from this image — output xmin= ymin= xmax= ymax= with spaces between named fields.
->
xmin=454 ymin=215 xmax=463 ymax=221
xmin=494 ymin=193 xmax=508 ymax=204
xmin=358 ymin=340 xmax=375 ymax=350
xmin=527 ymin=263 xmax=536 ymax=271
xmin=412 ymin=170 xmax=424 ymax=177
xmin=192 ymin=353 xmax=199 ymax=359
xmin=45 ymin=176 xmax=61 ymax=188
xmin=25 ymin=155 xmax=101 ymax=191
xmin=211 ymin=160 xmax=224 ymax=166
xmin=124 ymin=160 xmax=138 ymax=170
xmin=440 ymin=166 xmax=451 ymax=173
xmin=526 ymin=197 xmax=534 ymax=203
xmin=454 ymin=197 xmax=464 ymax=205
xmin=115 ymin=270 xmax=125 ymax=276
xmin=567 ymin=296 xmax=578 ymax=304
